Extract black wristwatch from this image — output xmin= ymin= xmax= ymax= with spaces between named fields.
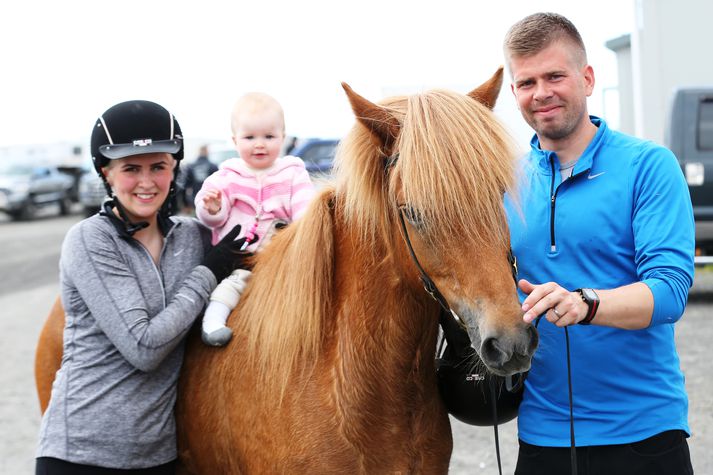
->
xmin=576 ymin=288 xmax=599 ymax=325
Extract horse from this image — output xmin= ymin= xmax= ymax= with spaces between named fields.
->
xmin=35 ymin=67 xmax=538 ymax=474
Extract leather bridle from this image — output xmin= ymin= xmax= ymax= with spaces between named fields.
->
xmin=387 ymin=152 xmax=579 ymax=475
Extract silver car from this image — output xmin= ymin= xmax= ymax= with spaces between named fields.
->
xmin=0 ymin=163 xmax=74 ymax=220
xmin=78 ymin=170 xmax=108 ymax=216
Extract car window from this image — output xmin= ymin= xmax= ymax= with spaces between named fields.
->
xmin=34 ymin=167 xmax=51 ymax=177
xmin=301 ymin=144 xmax=337 ymax=163
xmin=0 ymin=163 xmax=33 ymax=175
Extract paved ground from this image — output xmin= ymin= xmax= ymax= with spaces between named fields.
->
xmin=1 ymin=213 xmax=711 ymax=474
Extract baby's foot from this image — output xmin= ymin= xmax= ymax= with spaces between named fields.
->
xmin=201 ymin=326 xmax=233 ymax=347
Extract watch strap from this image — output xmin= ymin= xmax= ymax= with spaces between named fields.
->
xmin=576 ymin=288 xmax=599 ymax=325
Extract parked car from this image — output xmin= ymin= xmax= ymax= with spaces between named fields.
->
xmin=289 ymin=138 xmax=340 ymax=176
xmin=207 ymin=143 xmax=236 ymax=165
xmin=78 ymin=170 xmax=107 ymax=216
xmin=0 ymin=163 xmax=75 ymax=220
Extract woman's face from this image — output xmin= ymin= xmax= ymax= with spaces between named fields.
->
xmin=102 ymin=153 xmax=175 ymax=223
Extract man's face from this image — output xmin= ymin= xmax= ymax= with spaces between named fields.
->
xmin=509 ymin=41 xmax=594 ymax=144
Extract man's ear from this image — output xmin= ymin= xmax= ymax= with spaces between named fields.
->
xmin=583 ymin=64 xmax=595 ymax=97
xmin=510 ymin=83 xmax=521 ymax=110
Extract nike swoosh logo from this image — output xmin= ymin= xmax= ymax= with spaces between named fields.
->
xmin=174 ymin=248 xmax=185 ymax=257
xmin=588 ymin=172 xmax=606 ymax=180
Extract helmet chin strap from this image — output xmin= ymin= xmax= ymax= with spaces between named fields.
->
xmin=98 ymin=165 xmax=180 ymax=237
xmin=100 ymin=197 xmax=149 ymax=236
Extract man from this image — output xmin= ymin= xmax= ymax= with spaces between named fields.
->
xmin=182 ymin=145 xmax=218 ymax=212
xmin=503 ymin=12 xmax=695 ymax=475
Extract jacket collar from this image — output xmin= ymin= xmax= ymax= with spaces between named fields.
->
xmin=101 ymin=202 xmax=178 ymax=239
xmin=529 ymin=116 xmax=608 ymax=175
xmin=220 ymin=155 xmax=304 ymax=178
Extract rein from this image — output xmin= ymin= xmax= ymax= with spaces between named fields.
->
xmin=388 ymin=153 xmax=517 ymax=474
xmin=396 ymin=210 xmax=459 ymax=320
xmin=397 ymin=208 xmax=512 ymax=475
xmin=387 ymin=153 xmax=578 ymax=475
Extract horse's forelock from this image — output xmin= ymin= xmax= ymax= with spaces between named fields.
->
xmin=396 ymin=90 xmax=517 ymax=247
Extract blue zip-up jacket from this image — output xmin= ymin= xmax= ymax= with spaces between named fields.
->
xmin=505 ymin=117 xmax=695 ymax=446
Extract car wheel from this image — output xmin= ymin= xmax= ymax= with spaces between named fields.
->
xmin=59 ymin=195 xmax=72 ymax=216
xmin=18 ymin=199 xmax=36 ymax=221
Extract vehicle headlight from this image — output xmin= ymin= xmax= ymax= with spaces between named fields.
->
xmin=685 ymin=162 xmax=704 ymax=186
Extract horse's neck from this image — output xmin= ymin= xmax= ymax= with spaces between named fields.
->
xmin=332 ymin=226 xmax=439 ymax=382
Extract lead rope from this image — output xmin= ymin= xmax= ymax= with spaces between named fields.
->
xmin=514 ymin=321 xmax=576 ymax=474
xmin=489 ymin=380 xmax=504 ymax=475
xmin=565 ymin=326 xmax=578 ymax=475
xmin=489 ymin=322 xmax=578 ymax=475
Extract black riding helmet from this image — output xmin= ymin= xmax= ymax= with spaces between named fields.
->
xmin=91 ymin=100 xmax=183 ymax=171
xmin=90 ymin=100 xmax=184 ymax=234
xmin=435 ymin=308 xmax=527 ymax=426
xmin=436 ymin=341 xmax=526 ymax=426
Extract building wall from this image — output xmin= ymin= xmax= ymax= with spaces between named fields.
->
xmin=631 ymin=0 xmax=713 ymax=144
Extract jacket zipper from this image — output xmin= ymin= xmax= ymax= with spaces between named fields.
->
xmin=549 ymin=160 xmax=558 ymax=252
xmin=140 ymin=226 xmax=176 ymax=309
xmin=549 ymin=160 xmax=590 ymax=253
xmin=247 ymin=174 xmax=265 ymax=248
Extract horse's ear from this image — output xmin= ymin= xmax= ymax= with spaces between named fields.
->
xmin=342 ymin=82 xmax=400 ymax=147
xmin=467 ymin=66 xmax=504 ymax=110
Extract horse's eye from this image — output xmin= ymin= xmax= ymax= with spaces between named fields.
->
xmin=402 ymin=206 xmax=424 ymax=227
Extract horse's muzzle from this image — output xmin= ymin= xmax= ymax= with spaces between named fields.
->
xmin=479 ymin=325 xmax=538 ymax=376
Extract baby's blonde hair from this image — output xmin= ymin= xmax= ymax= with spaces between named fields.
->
xmin=230 ymin=92 xmax=285 ymax=135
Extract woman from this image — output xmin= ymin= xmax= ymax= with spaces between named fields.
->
xmin=35 ymin=100 xmax=247 ymax=474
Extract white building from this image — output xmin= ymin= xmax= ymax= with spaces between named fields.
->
xmin=606 ymin=0 xmax=713 ymax=145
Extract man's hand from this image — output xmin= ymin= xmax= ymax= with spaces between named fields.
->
xmin=519 ymin=279 xmax=588 ymax=326
xmin=202 ymin=189 xmax=222 ymax=215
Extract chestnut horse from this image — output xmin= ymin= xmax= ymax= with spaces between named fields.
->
xmin=36 ymin=68 xmax=538 ymax=473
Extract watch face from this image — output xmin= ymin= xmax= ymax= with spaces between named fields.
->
xmin=581 ymin=288 xmax=598 ymax=302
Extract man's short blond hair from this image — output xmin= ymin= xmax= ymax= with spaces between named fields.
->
xmin=231 ymin=92 xmax=285 ymax=135
xmin=503 ymin=12 xmax=587 ymax=68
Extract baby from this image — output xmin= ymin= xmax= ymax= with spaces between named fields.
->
xmin=196 ymin=92 xmax=316 ymax=346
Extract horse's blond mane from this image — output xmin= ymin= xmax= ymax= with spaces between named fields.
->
xmin=233 ymin=88 xmax=517 ymax=398
xmin=235 ymin=188 xmax=335 ymax=398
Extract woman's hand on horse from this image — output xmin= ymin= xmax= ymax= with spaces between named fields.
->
xmin=202 ymin=224 xmax=255 ymax=282
xmin=519 ymin=279 xmax=584 ymax=326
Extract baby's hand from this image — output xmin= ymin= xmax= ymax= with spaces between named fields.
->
xmin=202 ymin=190 xmax=222 ymax=215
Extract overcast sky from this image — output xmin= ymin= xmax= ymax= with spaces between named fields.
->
xmin=0 ymin=0 xmax=634 ymax=154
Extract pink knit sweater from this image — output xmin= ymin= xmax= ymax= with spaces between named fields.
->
xmin=195 ymin=155 xmax=315 ymax=251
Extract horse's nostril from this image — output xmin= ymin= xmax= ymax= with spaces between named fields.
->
xmin=480 ymin=337 xmax=508 ymax=367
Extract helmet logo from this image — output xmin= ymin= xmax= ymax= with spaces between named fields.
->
xmin=133 ymin=138 xmax=153 ymax=147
